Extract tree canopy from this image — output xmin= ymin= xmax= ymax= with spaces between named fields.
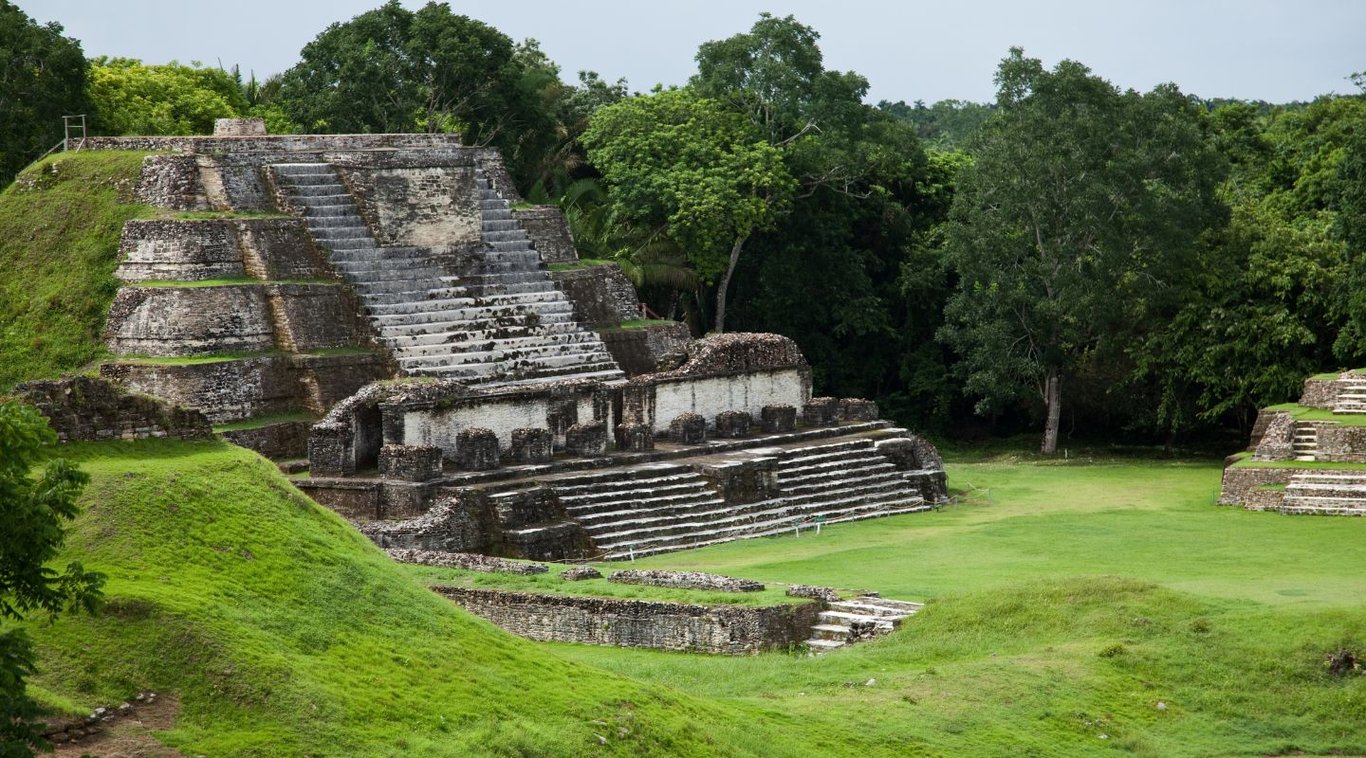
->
xmin=275 ymin=0 xmax=556 ymax=190
xmin=87 ymin=57 xmax=248 ymax=136
xmin=940 ymin=48 xmax=1225 ymax=453
xmin=0 ymin=1 xmax=87 ymax=188
xmin=581 ymin=87 xmax=794 ymax=332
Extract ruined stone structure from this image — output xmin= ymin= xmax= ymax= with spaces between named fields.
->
xmin=72 ymin=125 xmax=949 ymax=561
xmin=1220 ymin=370 xmax=1366 ymax=515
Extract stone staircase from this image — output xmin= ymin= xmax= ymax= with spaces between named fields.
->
xmin=533 ymin=438 xmax=931 ymax=560
xmin=804 ymin=595 xmax=922 ymax=653
xmin=1292 ymin=422 xmax=1319 ymax=461
xmin=1280 ymin=472 xmax=1366 ymax=515
xmin=271 ymin=162 xmax=623 ymax=386
xmin=1334 ymin=375 xmax=1366 ymax=414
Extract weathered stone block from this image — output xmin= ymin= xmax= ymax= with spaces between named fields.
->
xmin=379 ymin=444 xmax=443 ymax=482
xmin=214 ymin=118 xmax=266 ymax=136
xmin=616 ymin=422 xmax=654 ymax=452
xmin=714 ymin=410 xmax=753 ymax=438
xmin=380 ymin=481 xmax=438 ymax=518
xmin=550 ymin=264 xmax=639 ymax=325
xmin=514 ymin=205 xmax=578 ymax=265
xmin=561 ymin=566 xmax=602 ymax=581
xmin=309 ymin=424 xmax=355 ymax=477
xmin=509 ymin=427 xmax=553 ymax=464
xmin=837 ymin=398 xmax=879 ymax=422
xmin=456 ymin=427 xmax=500 ymax=471
xmin=670 ymin=412 xmax=707 ymax=444
xmin=565 ymin=422 xmax=608 ymax=457
xmin=760 ymin=404 xmax=797 ymax=433
xmin=802 ymin=397 xmax=838 ymax=427
xmin=699 ymin=458 xmax=778 ymax=505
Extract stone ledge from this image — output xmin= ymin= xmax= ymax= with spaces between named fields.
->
xmin=433 ymin=586 xmax=820 ymax=655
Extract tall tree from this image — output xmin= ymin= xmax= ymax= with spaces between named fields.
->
xmin=940 ymin=49 xmax=1223 ymax=453
xmin=275 ymin=1 xmax=556 ymax=190
xmin=0 ymin=1 xmax=87 ymax=188
xmin=581 ymin=88 xmax=794 ymax=333
xmin=0 ymin=401 xmax=103 ymax=755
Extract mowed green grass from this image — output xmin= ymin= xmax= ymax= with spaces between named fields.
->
xmin=26 ymin=440 xmax=816 ymax=757
xmin=550 ymin=456 xmax=1366 ymax=756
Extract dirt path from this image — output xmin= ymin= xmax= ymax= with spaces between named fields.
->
xmin=51 ymin=694 xmax=182 ymax=758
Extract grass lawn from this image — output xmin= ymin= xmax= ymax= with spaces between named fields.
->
xmin=550 ymin=454 xmax=1366 ymax=756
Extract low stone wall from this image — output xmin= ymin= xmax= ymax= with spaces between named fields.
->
xmin=1301 ymin=376 xmax=1343 ymax=409
xmin=13 ymin=377 xmax=211 ymax=443
xmin=550 ymin=264 xmax=639 ymax=325
xmin=339 ymin=163 xmax=482 ymax=249
xmin=1316 ymin=424 xmax=1366 ymax=462
xmin=1218 ymin=464 xmax=1298 ymax=506
xmin=435 ymin=587 xmax=821 ymax=655
xmin=515 ymin=206 xmax=578 ymax=264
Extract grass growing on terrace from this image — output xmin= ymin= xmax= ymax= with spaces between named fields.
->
xmin=0 ymin=151 xmax=155 ymax=389
xmin=404 ymin=562 xmax=805 ymax=607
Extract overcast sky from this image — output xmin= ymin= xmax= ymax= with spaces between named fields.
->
xmin=16 ymin=1 xmax=1366 ymax=104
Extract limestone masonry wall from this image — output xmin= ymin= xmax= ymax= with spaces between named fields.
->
xmin=550 ymin=264 xmax=641 ymax=325
xmin=1219 ymin=465 xmax=1296 ymax=507
xmin=105 ymin=285 xmax=276 ymax=357
xmin=435 ymin=587 xmax=821 ymax=654
xmin=1301 ymin=376 xmax=1342 ymax=409
xmin=340 ymin=164 xmax=482 ymax=248
xmin=514 ymin=206 xmax=578 ymax=264
xmin=116 ymin=220 xmax=245 ymax=281
xmin=14 ymin=377 xmax=211 ymax=443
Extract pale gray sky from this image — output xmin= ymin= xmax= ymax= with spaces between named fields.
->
xmin=16 ymin=1 xmax=1366 ymax=104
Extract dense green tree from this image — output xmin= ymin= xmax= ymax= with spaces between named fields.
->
xmin=0 ymin=401 xmax=103 ymax=755
xmin=87 ymin=58 xmax=248 ymax=136
xmin=1128 ymin=94 xmax=1366 ymax=438
xmin=582 ymin=87 xmax=794 ymax=333
xmin=0 ymin=1 xmax=87 ymax=188
xmin=940 ymin=49 xmax=1224 ymax=453
xmin=275 ymin=1 xmax=556 ymax=190
xmin=877 ymin=98 xmax=995 ymax=149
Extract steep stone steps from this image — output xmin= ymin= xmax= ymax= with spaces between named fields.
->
xmin=1280 ymin=472 xmax=1366 ymax=515
xmin=271 ymin=160 xmax=623 ymax=386
xmin=1292 ymin=422 xmax=1319 ymax=461
xmin=521 ymin=437 xmax=927 ymax=560
xmin=803 ymin=595 xmax=923 ymax=654
xmin=1334 ymin=377 xmax=1366 ymax=414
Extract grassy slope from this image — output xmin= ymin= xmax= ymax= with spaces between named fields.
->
xmin=27 ymin=440 xmax=813 ymax=757
xmin=552 ymin=458 xmax=1366 ymax=756
xmin=0 ymin=151 xmax=154 ymax=390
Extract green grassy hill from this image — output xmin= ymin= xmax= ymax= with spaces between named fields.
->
xmin=28 ymin=440 xmax=811 ymax=756
xmin=0 ymin=151 xmax=155 ymax=390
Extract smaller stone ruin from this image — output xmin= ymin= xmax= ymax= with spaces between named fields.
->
xmin=1220 ymin=369 xmax=1366 ymax=515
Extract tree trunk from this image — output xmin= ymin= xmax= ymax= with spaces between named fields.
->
xmin=1041 ymin=371 xmax=1061 ymax=455
xmin=713 ymin=232 xmax=749 ymax=334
